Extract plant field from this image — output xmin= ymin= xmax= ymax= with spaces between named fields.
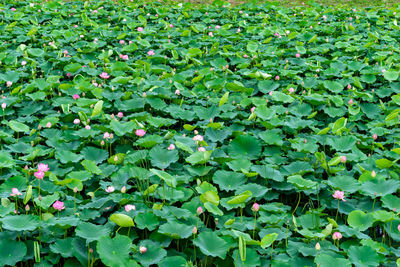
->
xmin=1 ymin=0 xmax=400 ymax=266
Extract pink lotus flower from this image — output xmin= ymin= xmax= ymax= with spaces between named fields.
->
xmin=275 ymin=75 xmax=280 ymax=80
xmin=243 ymin=54 xmax=248 ymax=58
xmin=193 ymin=226 xmax=197 ymax=234
xmin=120 ymin=54 xmax=129 ymax=60
xmin=73 ymin=119 xmax=80 ymax=125
xmin=332 ymin=190 xmax=346 ymax=201
xmin=208 ymin=32 xmax=213 ymax=37
xmin=85 ymin=125 xmax=91 ymax=130
xmin=1 ymin=103 xmax=6 ymax=109
xmin=37 ymin=163 xmax=49 ymax=173
xmin=175 ymin=89 xmax=180 ymax=95
xmin=371 ymin=170 xmax=376 ymax=177
xmin=74 ymin=25 xmax=78 ymax=28
xmin=53 ymin=200 xmax=65 ymax=211
xmin=73 ymin=94 xmax=80 ymax=100
xmin=348 ymin=99 xmax=354 ymax=105
xmin=168 ymin=144 xmax=175 ymax=150
xmin=198 ymin=147 xmax=206 ymax=152
xmin=11 ymin=8 xmax=16 ymax=11
xmin=119 ymin=40 xmax=125 ymax=45
xmin=46 ymin=122 xmax=52 ymax=128
xmin=251 ymin=106 xmax=256 ymax=113
xmin=340 ymin=155 xmax=347 ymax=163
xmin=347 ymin=84 xmax=352 ymax=89
xmin=192 ymin=135 xmax=204 ymax=142
xmin=120 ymin=186 xmax=126 ymax=193
xmin=117 ymin=112 xmax=123 ymax=118
xmin=147 ymin=50 xmax=155 ymax=56
xmin=315 ymin=242 xmax=321 ymax=250
xmin=135 ymin=129 xmax=146 ymax=137
xmin=34 ymin=171 xmax=45 ymax=180
xmin=105 ymin=186 xmax=115 ymax=193
xmin=373 ymin=134 xmax=377 ymax=140
xmin=332 ymin=232 xmax=342 ymax=240
xmin=6 ymin=81 xmax=12 ymax=87
xmin=100 ymin=72 xmax=110 ymax=79
xmin=103 ymin=132 xmax=110 ymax=139
xmin=296 ymin=53 xmax=301 ymax=58
xmin=139 ymin=246 xmax=147 ymax=254
xmin=21 ymin=61 xmax=27 ymax=66
xmin=398 ymin=224 xmax=400 ymax=232
xmin=125 ymin=204 xmax=136 ymax=212
xmin=169 ymin=24 xmax=173 ymax=28
xmin=63 ymin=50 xmax=68 ymax=55
xmin=197 ymin=206 xmax=203 ymax=215
xmin=252 ymin=203 xmax=260 ymax=212
xmin=10 ymin=188 xmax=22 ymax=196
xmin=239 ymin=10 xmax=243 ymax=14
xmin=215 ymin=25 xmax=220 ymax=29
xmin=289 ymin=88 xmax=295 ymax=94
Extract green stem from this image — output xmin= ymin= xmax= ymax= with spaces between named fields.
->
xmin=252 ymin=213 xmax=257 ymax=239
xmin=335 ymin=199 xmax=340 ymax=222
xmin=292 ymin=192 xmax=301 ymax=216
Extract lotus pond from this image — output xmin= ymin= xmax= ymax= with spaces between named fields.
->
xmin=1 ymin=0 xmax=400 ymax=266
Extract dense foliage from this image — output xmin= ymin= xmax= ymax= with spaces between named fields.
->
xmin=1 ymin=0 xmax=400 ymax=266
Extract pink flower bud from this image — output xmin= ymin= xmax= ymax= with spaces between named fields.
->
xmin=373 ymin=134 xmax=377 ymax=140
xmin=340 ymin=156 xmax=347 ymax=163
xmin=197 ymin=206 xmax=203 ymax=215
xmin=315 ymin=242 xmax=320 ymax=250
xmin=252 ymin=203 xmax=260 ymax=212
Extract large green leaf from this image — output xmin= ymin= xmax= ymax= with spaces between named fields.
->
xmin=97 ymin=235 xmax=132 ymax=267
xmin=193 ymin=232 xmax=230 ymax=259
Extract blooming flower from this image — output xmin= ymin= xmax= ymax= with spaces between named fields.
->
xmin=53 ymin=200 xmax=65 ymax=211
xmin=117 ymin=112 xmax=123 ymax=118
xmin=332 ymin=190 xmax=346 ymax=202
xmin=289 ymin=88 xmax=295 ymax=94
xmin=296 ymin=53 xmax=301 ymax=58
xmin=340 ymin=155 xmax=347 ymax=163
xmin=85 ymin=125 xmax=91 ymax=130
xmin=119 ymin=40 xmax=125 ymax=45
xmin=73 ymin=94 xmax=80 ymax=100
xmin=125 ymin=204 xmax=136 ymax=212
xmin=46 ymin=122 xmax=52 ymax=128
xmin=243 ymin=54 xmax=248 ymax=58
xmin=135 ymin=129 xmax=146 ymax=137
xmin=21 ymin=61 xmax=27 ymax=66
xmin=175 ymin=89 xmax=180 ymax=95
xmin=348 ymin=99 xmax=354 ymax=105
xmin=198 ymin=147 xmax=206 ymax=152
xmin=275 ymin=75 xmax=280 ymax=80
xmin=37 ymin=163 xmax=49 ymax=173
xmin=103 ymin=132 xmax=110 ymax=139
xmin=10 ymin=188 xmax=22 ymax=197
xmin=169 ymin=24 xmax=173 ymax=28
xmin=1 ymin=103 xmax=6 ymax=109
xmin=168 ymin=144 xmax=175 ymax=150
xmin=6 ymin=81 xmax=12 ymax=87
xmin=139 ymin=246 xmax=147 ymax=254
xmin=137 ymin=27 xmax=144 ymax=32
xmin=147 ymin=50 xmax=155 ymax=56
xmin=105 ymin=186 xmax=115 ymax=193
xmin=100 ymin=72 xmax=110 ymax=79
xmin=208 ymin=32 xmax=213 ymax=37
xmin=34 ymin=171 xmax=45 ymax=180
xmin=252 ymin=203 xmax=260 ymax=212
xmin=193 ymin=135 xmax=204 ymax=142
xmin=73 ymin=119 xmax=80 ymax=125
xmin=332 ymin=232 xmax=342 ymax=240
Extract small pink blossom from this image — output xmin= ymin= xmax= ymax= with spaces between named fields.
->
xmin=21 ymin=60 xmax=27 ymax=66
xmin=373 ymin=134 xmax=377 ymax=140
xmin=169 ymin=24 xmax=173 ymax=28
xmin=119 ymin=40 xmax=125 ymax=45
xmin=371 ymin=170 xmax=376 ymax=177
xmin=175 ymin=89 xmax=180 ymax=95
xmin=208 ymin=32 xmax=213 ymax=37
xmin=315 ymin=242 xmax=321 ymax=250
xmin=239 ymin=10 xmax=243 ymax=14
xmin=103 ymin=132 xmax=110 ymax=139
xmin=10 ymin=188 xmax=22 ymax=197
xmin=46 ymin=122 xmax=52 ymax=128
xmin=135 ymin=129 xmax=146 ymax=137
xmin=73 ymin=94 xmax=80 ymax=100
xmin=100 ymin=72 xmax=110 ymax=79
xmin=73 ymin=119 xmax=80 ymax=125
xmin=243 ymin=54 xmax=248 ymax=58
xmin=85 ymin=125 xmax=91 ymax=130
xmin=37 ymin=163 xmax=49 ymax=173
xmin=197 ymin=206 xmax=203 ymax=215
xmin=34 ymin=171 xmax=45 ymax=180
xmin=215 ymin=25 xmax=220 ymax=29
xmin=251 ymin=106 xmax=256 ymax=113
xmin=168 ymin=144 xmax=175 ymax=150
xmin=125 ymin=204 xmax=136 ymax=212
xmin=332 ymin=232 xmax=342 ymax=240
xmin=117 ymin=112 xmax=123 ymax=118
xmin=53 ymin=200 xmax=65 ymax=211
xmin=105 ymin=186 xmax=115 ymax=193
xmin=198 ymin=147 xmax=206 ymax=152
xmin=139 ymin=246 xmax=147 ymax=254
xmin=340 ymin=155 xmax=347 ymax=163
xmin=275 ymin=75 xmax=280 ymax=80
xmin=1 ymin=103 xmax=6 ymax=109
xmin=348 ymin=99 xmax=354 ymax=105
xmin=332 ymin=190 xmax=346 ymax=202
xmin=347 ymin=84 xmax=352 ymax=89
xmin=11 ymin=8 xmax=16 ymax=11
xmin=398 ymin=224 xmax=400 ymax=232
xmin=193 ymin=135 xmax=203 ymax=142
xmin=252 ymin=203 xmax=260 ymax=212
xmin=296 ymin=53 xmax=301 ymax=58
xmin=147 ymin=50 xmax=155 ymax=56
xmin=6 ymin=81 xmax=12 ymax=87
xmin=289 ymin=88 xmax=295 ymax=93
xmin=193 ymin=226 xmax=198 ymax=234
